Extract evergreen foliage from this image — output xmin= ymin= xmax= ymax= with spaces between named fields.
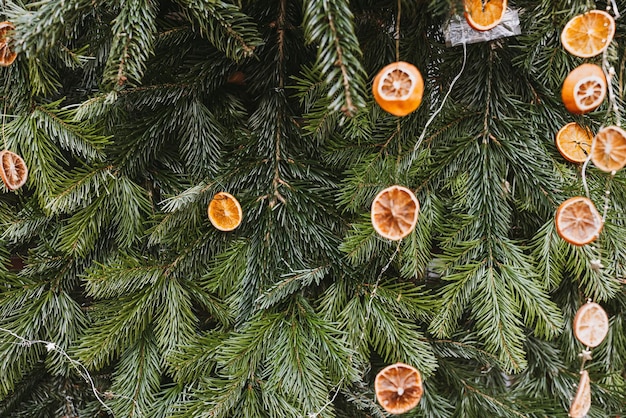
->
xmin=0 ymin=0 xmax=625 ymax=417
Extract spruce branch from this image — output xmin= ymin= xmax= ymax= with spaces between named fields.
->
xmin=5 ymin=0 xmax=93 ymax=58
xmin=103 ymin=0 xmax=159 ymax=87
xmin=176 ymin=0 xmax=262 ymax=61
xmin=32 ymin=103 xmax=109 ymax=162
xmin=303 ymin=0 xmax=367 ymax=116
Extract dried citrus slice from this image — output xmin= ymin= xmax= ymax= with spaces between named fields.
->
xmin=464 ymin=0 xmax=507 ymax=31
xmin=375 ymin=363 xmax=423 ymax=415
xmin=561 ymin=10 xmax=615 ymax=58
xmin=0 ymin=21 xmax=17 ymax=67
xmin=561 ymin=64 xmax=607 ymax=115
xmin=556 ymin=122 xmax=592 ymax=163
xmin=555 ymin=197 xmax=602 ymax=247
xmin=591 ymin=126 xmax=626 ymax=172
xmin=208 ymin=192 xmax=242 ymax=231
xmin=569 ymin=370 xmax=591 ymax=418
xmin=573 ymin=302 xmax=609 ymax=348
xmin=0 ymin=150 xmax=28 ymax=191
xmin=372 ymin=61 xmax=424 ymax=117
xmin=371 ymin=185 xmax=419 ymax=241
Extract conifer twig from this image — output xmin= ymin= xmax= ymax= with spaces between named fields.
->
xmin=323 ymin=0 xmax=356 ymax=116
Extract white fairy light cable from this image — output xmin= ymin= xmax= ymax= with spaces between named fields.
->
xmin=411 ymin=41 xmax=468 ymax=157
xmin=0 ymin=327 xmax=143 ymax=416
xmin=609 ymin=0 xmax=620 ymax=19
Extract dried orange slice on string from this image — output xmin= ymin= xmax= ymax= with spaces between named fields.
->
xmin=375 ymin=363 xmax=423 ymax=415
xmin=372 ymin=62 xmax=424 ymax=117
xmin=573 ymin=302 xmax=609 ymax=347
xmin=208 ymin=192 xmax=243 ymax=231
xmin=556 ymin=122 xmax=592 ymax=163
xmin=0 ymin=21 xmax=17 ymax=67
xmin=561 ymin=10 xmax=615 ymax=58
xmin=555 ymin=197 xmax=602 ymax=246
xmin=464 ymin=0 xmax=507 ymax=31
xmin=371 ymin=185 xmax=419 ymax=241
xmin=561 ymin=64 xmax=607 ymax=114
xmin=0 ymin=150 xmax=28 ymax=191
xmin=569 ymin=370 xmax=591 ymax=418
xmin=591 ymin=126 xmax=626 ymax=172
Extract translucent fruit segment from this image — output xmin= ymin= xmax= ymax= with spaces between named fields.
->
xmin=569 ymin=370 xmax=591 ymax=418
xmin=561 ymin=10 xmax=615 ymax=58
xmin=380 ymin=69 xmax=413 ymax=99
xmin=577 ymin=79 xmax=604 ymax=107
xmin=375 ymin=363 xmax=423 ymax=415
xmin=464 ymin=0 xmax=507 ymax=31
xmin=556 ymin=122 xmax=592 ymax=163
xmin=371 ymin=185 xmax=419 ymax=240
xmin=208 ymin=192 xmax=243 ymax=231
xmin=555 ymin=197 xmax=602 ymax=246
xmin=573 ymin=302 xmax=609 ymax=348
xmin=591 ymin=126 xmax=626 ymax=172
xmin=0 ymin=150 xmax=28 ymax=191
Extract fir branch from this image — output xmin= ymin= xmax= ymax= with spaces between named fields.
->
xmin=57 ymin=174 xmax=150 ymax=256
xmin=108 ymin=330 xmax=160 ymax=417
xmin=256 ymin=265 xmax=329 ymax=310
xmin=5 ymin=0 xmax=93 ymax=58
xmin=176 ymin=0 xmax=262 ymax=61
xmin=32 ymin=102 xmax=109 ymax=162
xmin=103 ymin=0 xmax=159 ymax=87
xmin=303 ymin=0 xmax=367 ymax=115
xmin=6 ymin=113 xmax=69 ymax=202
xmin=46 ymin=165 xmax=115 ymax=215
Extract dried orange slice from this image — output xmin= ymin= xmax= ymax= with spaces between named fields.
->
xmin=372 ymin=62 xmax=424 ymax=117
xmin=556 ymin=122 xmax=592 ymax=163
xmin=569 ymin=370 xmax=591 ymax=418
xmin=0 ymin=21 xmax=17 ymax=67
xmin=555 ymin=197 xmax=602 ymax=247
xmin=0 ymin=150 xmax=28 ymax=191
xmin=375 ymin=363 xmax=423 ymax=415
xmin=591 ymin=126 xmax=626 ymax=172
xmin=464 ymin=0 xmax=507 ymax=31
xmin=371 ymin=185 xmax=419 ymax=241
xmin=561 ymin=64 xmax=607 ymax=115
xmin=573 ymin=302 xmax=609 ymax=348
xmin=561 ymin=10 xmax=615 ymax=58
xmin=208 ymin=192 xmax=242 ymax=231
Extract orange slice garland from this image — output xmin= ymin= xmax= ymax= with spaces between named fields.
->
xmin=555 ymin=197 xmax=602 ymax=247
xmin=208 ymin=192 xmax=243 ymax=232
xmin=0 ymin=150 xmax=28 ymax=191
xmin=464 ymin=0 xmax=508 ymax=32
xmin=375 ymin=363 xmax=423 ymax=415
xmin=591 ymin=126 xmax=626 ymax=173
xmin=0 ymin=21 xmax=17 ymax=67
xmin=573 ymin=302 xmax=609 ymax=348
xmin=372 ymin=62 xmax=424 ymax=117
xmin=561 ymin=10 xmax=615 ymax=58
xmin=561 ymin=64 xmax=607 ymax=115
xmin=371 ymin=185 xmax=419 ymax=241
xmin=569 ymin=370 xmax=592 ymax=418
xmin=556 ymin=122 xmax=592 ymax=163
